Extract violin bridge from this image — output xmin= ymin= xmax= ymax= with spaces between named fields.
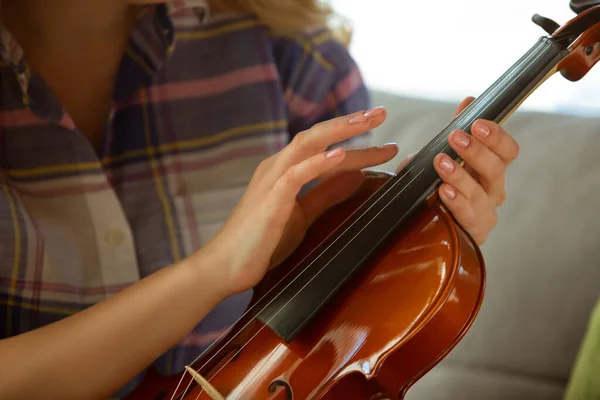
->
xmin=184 ymin=366 xmax=226 ymax=400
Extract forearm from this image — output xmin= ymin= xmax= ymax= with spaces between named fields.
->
xmin=0 ymin=248 xmax=228 ymax=400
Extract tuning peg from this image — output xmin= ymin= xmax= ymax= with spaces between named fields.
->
xmin=532 ymin=14 xmax=560 ymax=35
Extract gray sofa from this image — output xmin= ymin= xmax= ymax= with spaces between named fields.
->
xmin=369 ymin=90 xmax=600 ymax=400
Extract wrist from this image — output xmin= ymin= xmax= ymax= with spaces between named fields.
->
xmin=188 ymin=239 xmax=236 ymax=300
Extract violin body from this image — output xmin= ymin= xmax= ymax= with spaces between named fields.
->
xmin=126 ymin=172 xmax=485 ymax=399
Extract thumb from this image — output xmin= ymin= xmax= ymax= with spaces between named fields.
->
xmin=454 ymin=96 xmax=475 ymax=117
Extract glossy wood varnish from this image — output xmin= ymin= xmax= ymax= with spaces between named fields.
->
xmin=126 ymin=173 xmax=485 ymax=400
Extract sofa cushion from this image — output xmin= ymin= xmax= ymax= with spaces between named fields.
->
xmin=405 ymin=365 xmax=565 ymax=400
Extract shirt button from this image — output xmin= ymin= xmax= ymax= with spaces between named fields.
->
xmin=105 ymin=229 xmax=125 ymax=246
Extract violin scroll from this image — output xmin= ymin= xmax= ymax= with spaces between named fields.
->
xmin=558 ymin=19 xmax=600 ymax=81
xmin=571 ymin=0 xmax=600 ymax=14
xmin=544 ymin=4 xmax=600 ymax=81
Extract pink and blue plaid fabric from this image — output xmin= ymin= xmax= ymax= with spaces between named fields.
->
xmin=0 ymin=1 xmax=370 ymax=395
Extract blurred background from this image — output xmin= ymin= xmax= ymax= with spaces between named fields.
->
xmin=331 ymin=0 xmax=600 ymax=117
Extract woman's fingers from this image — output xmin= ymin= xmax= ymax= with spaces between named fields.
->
xmin=454 ymin=96 xmax=475 ymax=117
xmin=434 ymin=153 xmax=496 ymax=244
xmin=318 ymin=143 xmax=398 ymax=179
xmin=434 ymin=153 xmax=487 ymax=209
xmin=470 ymin=120 xmax=520 ymax=165
xmin=267 ymin=148 xmax=348 ymax=221
xmin=241 ymin=106 xmax=389 ymax=214
xmin=437 ymin=183 xmax=486 ymax=242
xmin=273 ymin=106 xmax=387 ymax=176
xmin=303 ymin=106 xmax=387 ymax=152
xmin=446 ymin=130 xmax=506 ymax=205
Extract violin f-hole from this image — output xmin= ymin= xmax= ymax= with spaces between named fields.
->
xmin=268 ymin=379 xmax=293 ymax=400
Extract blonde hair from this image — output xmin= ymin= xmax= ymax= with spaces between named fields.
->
xmin=211 ymin=0 xmax=353 ymax=46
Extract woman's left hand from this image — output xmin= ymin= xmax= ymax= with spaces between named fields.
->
xmin=398 ymin=97 xmax=520 ymax=245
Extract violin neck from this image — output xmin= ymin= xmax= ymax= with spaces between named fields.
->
xmin=254 ymin=36 xmax=571 ymax=343
xmin=420 ymin=36 xmax=569 ymax=160
xmin=380 ymin=36 xmax=571 ymax=216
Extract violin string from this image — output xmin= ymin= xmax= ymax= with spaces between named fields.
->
xmin=175 ymin=46 xmax=550 ymax=398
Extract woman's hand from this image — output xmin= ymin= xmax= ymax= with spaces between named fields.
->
xmin=206 ymin=107 xmax=396 ymax=296
xmin=410 ymin=97 xmax=519 ymax=245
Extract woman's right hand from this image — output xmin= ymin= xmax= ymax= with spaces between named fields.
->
xmin=204 ymin=106 xmax=396 ymax=297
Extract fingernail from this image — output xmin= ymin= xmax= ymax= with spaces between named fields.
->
xmin=474 ymin=121 xmax=491 ymax=137
xmin=443 ymin=184 xmax=457 ymax=199
xmin=326 ymin=147 xmax=344 ymax=158
xmin=363 ymin=106 xmax=385 ymax=118
xmin=348 ymin=114 xmax=368 ymax=124
xmin=378 ymin=142 xmax=397 ymax=149
xmin=453 ymin=130 xmax=471 ymax=147
xmin=440 ymin=155 xmax=455 ymax=172
xmin=349 ymin=106 xmax=386 ymax=124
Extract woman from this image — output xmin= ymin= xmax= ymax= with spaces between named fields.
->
xmin=0 ymin=0 xmax=519 ymax=398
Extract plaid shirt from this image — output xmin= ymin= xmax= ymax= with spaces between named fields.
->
xmin=0 ymin=1 xmax=370 ymax=396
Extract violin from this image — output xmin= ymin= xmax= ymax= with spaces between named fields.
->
xmin=126 ymin=2 xmax=600 ymax=399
